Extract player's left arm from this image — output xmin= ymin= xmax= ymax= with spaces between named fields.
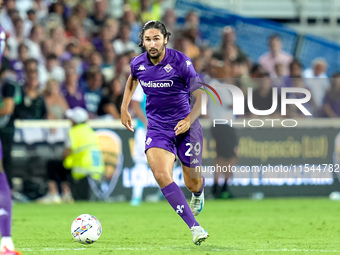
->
xmin=174 ymin=57 xmax=207 ymax=136
xmin=174 ymin=87 xmax=206 ymax=135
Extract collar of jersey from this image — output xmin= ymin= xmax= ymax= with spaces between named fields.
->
xmin=144 ymin=47 xmax=169 ymax=66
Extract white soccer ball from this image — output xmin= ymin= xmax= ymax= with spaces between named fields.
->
xmin=71 ymin=214 xmax=102 ymax=244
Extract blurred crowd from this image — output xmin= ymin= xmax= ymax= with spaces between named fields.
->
xmin=0 ymin=0 xmax=339 ymax=121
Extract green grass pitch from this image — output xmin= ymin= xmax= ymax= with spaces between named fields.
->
xmin=11 ymin=198 xmax=340 ymax=255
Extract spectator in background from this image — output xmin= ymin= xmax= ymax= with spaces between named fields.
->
xmin=184 ymin=11 xmax=206 ymax=46
xmin=97 ymin=78 xmax=123 ymax=119
xmin=65 ymin=15 xmax=81 ymax=39
xmin=49 ymin=26 xmax=68 ymax=58
xmin=259 ymin=34 xmax=293 ymax=76
xmin=32 ymin=0 xmax=48 ymax=22
xmin=92 ymin=25 xmax=113 ymax=53
xmin=122 ymin=5 xmax=141 ymax=45
xmin=284 ymin=59 xmax=303 ymax=87
xmin=105 ymin=18 xmax=119 ymax=41
xmin=14 ymin=70 xmax=47 ymax=120
xmin=271 ymin=63 xmax=285 ymax=88
xmin=302 ymin=58 xmax=330 ymax=115
xmin=48 ymin=1 xmax=71 ymax=23
xmin=101 ymin=41 xmax=116 ymax=81
xmin=139 ymin=0 xmax=162 ymax=23
xmin=23 ymin=9 xmax=36 ymax=38
xmin=45 ymin=53 xmax=65 ymax=84
xmin=0 ymin=1 xmax=17 ymax=37
xmin=89 ymin=0 xmax=110 ymax=33
xmin=181 ymin=35 xmax=200 ymax=59
xmin=37 ymin=107 xmax=104 ymax=204
xmin=72 ymin=3 xmax=95 ymax=39
xmin=84 ymin=67 xmax=103 ymax=117
xmin=289 ymin=59 xmax=303 ymax=77
xmin=80 ymin=51 xmax=103 ymax=87
xmin=192 ymin=57 xmax=205 ymax=79
xmin=161 ymin=9 xmax=177 ymax=47
xmin=25 ymin=24 xmax=45 ymax=63
xmin=114 ymin=53 xmax=131 ymax=84
xmin=60 ymin=61 xmax=86 ymax=109
xmin=213 ymin=26 xmax=248 ymax=64
xmin=24 ymin=57 xmax=47 ymax=88
xmin=40 ymin=1 xmax=64 ymax=31
xmin=162 ymin=9 xmax=177 ymax=33
xmin=246 ymin=72 xmax=280 ymax=118
xmin=10 ymin=43 xmax=29 ymax=84
xmin=323 ymin=73 xmax=340 ymax=117
xmin=43 ymin=78 xmax=69 ymax=120
xmin=288 ymin=76 xmax=314 ymax=118
xmin=113 ymin=23 xmax=140 ymax=55
xmin=7 ymin=17 xmax=25 ymax=60
xmin=231 ymin=59 xmax=254 ymax=92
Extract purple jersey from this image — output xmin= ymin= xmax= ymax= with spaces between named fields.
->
xmin=130 ymin=48 xmax=201 ymax=130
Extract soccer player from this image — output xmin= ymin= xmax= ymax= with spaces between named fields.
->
xmin=121 ymin=20 xmax=208 ymax=245
xmin=0 ymin=1 xmax=21 ymax=253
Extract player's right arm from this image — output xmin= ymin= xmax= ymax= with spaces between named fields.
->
xmin=121 ymin=75 xmax=139 ymax=132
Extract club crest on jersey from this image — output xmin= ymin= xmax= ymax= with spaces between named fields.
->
xmin=138 ymin=65 xmax=146 ymax=71
xmin=146 ymin=137 xmax=152 ymax=145
xmin=164 ymin=64 xmax=173 ymax=73
xmin=186 ymin=60 xmax=191 ymax=67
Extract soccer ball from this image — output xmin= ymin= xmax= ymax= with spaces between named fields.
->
xmin=71 ymin=214 xmax=102 ymax=244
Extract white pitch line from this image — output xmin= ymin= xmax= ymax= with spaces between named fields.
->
xmin=20 ymin=247 xmax=340 ymax=253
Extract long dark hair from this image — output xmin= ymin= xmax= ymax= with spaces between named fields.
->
xmin=138 ymin=20 xmax=171 ymax=47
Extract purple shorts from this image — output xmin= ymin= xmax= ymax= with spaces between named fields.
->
xmin=145 ymin=127 xmax=203 ymax=168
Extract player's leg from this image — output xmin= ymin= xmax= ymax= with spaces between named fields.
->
xmin=60 ymin=163 xmax=74 ymax=203
xmin=182 ymin=165 xmax=205 ymax=216
xmin=0 ymin=164 xmax=13 ymax=252
xmin=211 ymin=124 xmax=238 ymax=198
xmin=0 ymin=146 xmax=20 ymax=254
xmin=175 ymin=129 xmax=209 ymax=245
xmin=220 ymin=156 xmax=237 ymax=199
xmin=146 ymin=148 xmax=201 ymax=229
xmin=176 ymin=127 xmax=205 ymax=216
xmin=36 ymin=159 xmax=62 ymax=204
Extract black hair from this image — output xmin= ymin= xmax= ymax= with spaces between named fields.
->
xmin=46 ymin=53 xmax=58 ymax=60
xmin=138 ymin=20 xmax=171 ymax=47
xmin=289 ymin=58 xmax=302 ymax=70
xmin=27 ymin=9 xmax=36 ymax=15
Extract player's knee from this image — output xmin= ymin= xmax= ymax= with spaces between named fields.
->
xmin=152 ymin=171 xmax=171 ymax=184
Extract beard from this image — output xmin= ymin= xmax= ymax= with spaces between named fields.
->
xmin=147 ymin=43 xmax=166 ymax=59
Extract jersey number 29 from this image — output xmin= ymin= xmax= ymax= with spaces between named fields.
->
xmin=185 ymin=142 xmax=201 ymax=156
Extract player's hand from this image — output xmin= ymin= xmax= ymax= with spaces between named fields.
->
xmin=174 ymin=118 xmax=190 ymax=135
xmin=121 ymin=110 xmax=134 ymax=132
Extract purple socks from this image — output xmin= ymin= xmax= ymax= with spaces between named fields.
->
xmin=0 ymin=172 xmax=12 ymax=237
xmin=161 ymin=182 xmax=199 ymax=228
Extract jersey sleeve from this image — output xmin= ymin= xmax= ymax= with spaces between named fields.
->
xmin=179 ymin=55 xmax=201 ymax=93
xmin=130 ymin=57 xmax=138 ymax=79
